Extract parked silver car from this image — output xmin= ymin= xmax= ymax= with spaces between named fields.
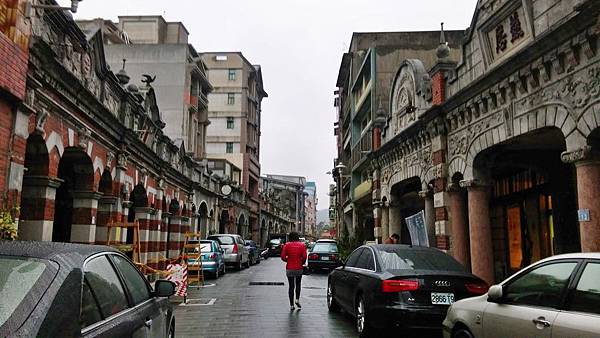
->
xmin=443 ymin=253 xmax=600 ymax=338
xmin=206 ymin=234 xmax=249 ymax=270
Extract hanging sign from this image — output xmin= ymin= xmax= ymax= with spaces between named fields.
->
xmin=405 ymin=210 xmax=429 ymax=247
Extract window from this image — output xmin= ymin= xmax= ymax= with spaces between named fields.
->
xmin=226 ymin=142 xmax=234 ymax=153
xmin=345 ymin=248 xmax=364 ymax=268
xmin=568 ymin=263 xmax=600 ymax=315
xmin=209 ymin=235 xmax=235 ymax=245
xmin=504 ymin=261 xmax=577 ymax=308
xmin=228 ymin=69 xmax=236 ymax=81
xmin=227 ymin=93 xmax=235 ymax=105
xmin=80 ymin=280 xmax=102 ymax=328
xmin=84 ymin=256 xmax=129 ymax=318
xmin=0 ymin=257 xmax=50 ymax=328
xmin=227 ymin=117 xmax=234 ymax=129
xmin=356 ymin=249 xmax=375 ymax=270
xmin=110 ymin=255 xmax=150 ymax=306
xmin=311 ymin=243 xmax=338 ymax=253
xmin=377 ymin=248 xmax=465 ymax=272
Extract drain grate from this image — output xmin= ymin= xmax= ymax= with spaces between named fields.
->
xmin=249 ymin=281 xmax=285 ymax=286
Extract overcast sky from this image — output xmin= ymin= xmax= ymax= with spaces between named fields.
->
xmin=68 ymin=0 xmax=477 ymax=210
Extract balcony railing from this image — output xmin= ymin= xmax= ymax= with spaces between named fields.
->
xmin=342 ymin=97 xmax=351 ymax=120
xmin=351 ymin=130 xmax=372 ymax=169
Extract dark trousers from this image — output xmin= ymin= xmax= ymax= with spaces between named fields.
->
xmin=287 ymin=275 xmax=302 ymax=305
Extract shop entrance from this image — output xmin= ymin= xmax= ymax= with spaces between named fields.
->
xmin=476 ymin=128 xmax=579 ymax=278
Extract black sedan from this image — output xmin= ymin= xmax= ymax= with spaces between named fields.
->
xmin=267 ymin=238 xmax=284 ymax=257
xmin=327 ymin=244 xmax=488 ymax=337
xmin=308 ymin=240 xmax=342 ymax=271
xmin=0 ymin=241 xmax=176 ymax=338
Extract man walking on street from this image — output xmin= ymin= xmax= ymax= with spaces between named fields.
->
xmin=281 ymin=232 xmax=307 ymax=311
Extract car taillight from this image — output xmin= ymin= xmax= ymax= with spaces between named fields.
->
xmin=209 ymin=253 xmax=216 ymax=259
xmin=309 ymin=253 xmax=319 ymax=260
xmin=233 ymin=245 xmax=238 ymax=254
xmin=330 ymin=254 xmax=338 ymax=260
xmin=465 ymin=282 xmax=489 ymax=295
xmin=382 ymin=279 xmax=420 ymax=293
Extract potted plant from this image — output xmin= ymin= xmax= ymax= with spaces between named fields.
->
xmin=0 ymin=208 xmax=18 ymax=240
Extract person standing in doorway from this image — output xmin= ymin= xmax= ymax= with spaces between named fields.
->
xmin=281 ymin=231 xmax=307 ymax=310
xmin=384 ymin=233 xmax=400 ymax=244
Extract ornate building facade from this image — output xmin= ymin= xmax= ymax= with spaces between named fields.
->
xmin=9 ymin=3 xmax=225 ymax=272
xmin=360 ymin=0 xmax=600 ymax=284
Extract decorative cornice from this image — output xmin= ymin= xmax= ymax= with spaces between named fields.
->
xmin=561 ymin=146 xmax=596 ymax=164
xmin=459 ymin=179 xmax=492 ymax=189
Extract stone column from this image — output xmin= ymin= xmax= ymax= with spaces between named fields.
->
xmin=420 ymin=190 xmax=436 ymax=247
xmin=381 ymin=204 xmax=390 ymax=241
xmin=351 ymin=207 xmax=358 ymax=237
xmin=95 ymin=196 xmax=119 ymax=244
xmin=168 ymin=215 xmax=182 ymax=260
xmin=388 ymin=201 xmax=402 ymax=240
xmin=135 ymin=207 xmax=152 ymax=265
xmin=462 ymin=180 xmax=494 ymax=284
xmin=448 ymin=184 xmax=470 ymax=268
xmin=70 ymin=191 xmax=103 ymax=244
xmin=160 ymin=211 xmax=171 ymax=269
xmin=18 ymin=176 xmax=62 ymax=241
xmin=563 ymin=146 xmax=600 ymax=252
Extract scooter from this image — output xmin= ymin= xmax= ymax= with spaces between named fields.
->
xmin=260 ymin=248 xmax=270 ymax=260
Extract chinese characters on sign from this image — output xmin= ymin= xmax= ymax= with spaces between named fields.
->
xmin=489 ymin=7 xmax=529 ymax=63
xmin=405 ymin=210 xmax=429 ymax=247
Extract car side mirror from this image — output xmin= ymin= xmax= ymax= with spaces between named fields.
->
xmin=155 ymin=280 xmax=176 ymax=297
xmin=487 ymin=284 xmax=503 ymax=302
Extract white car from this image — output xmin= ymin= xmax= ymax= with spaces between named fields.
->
xmin=443 ymin=253 xmax=600 ymax=338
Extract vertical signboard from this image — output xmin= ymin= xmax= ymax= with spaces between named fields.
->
xmin=405 ymin=210 xmax=429 ymax=247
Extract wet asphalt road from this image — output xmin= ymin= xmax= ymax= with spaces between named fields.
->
xmin=172 ymin=256 xmax=359 ymax=338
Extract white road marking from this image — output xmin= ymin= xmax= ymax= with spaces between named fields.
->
xmin=180 ymin=298 xmax=217 ymax=306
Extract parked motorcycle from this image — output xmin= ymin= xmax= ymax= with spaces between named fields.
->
xmin=260 ymin=248 xmax=270 ymax=260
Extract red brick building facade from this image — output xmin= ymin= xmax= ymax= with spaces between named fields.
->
xmin=2 ymin=4 xmax=229 ymax=272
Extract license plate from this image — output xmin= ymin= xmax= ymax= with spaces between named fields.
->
xmin=321 ymin=256 xmax=330 ymax=261
xmin=431 ymin=292 xmax=455 ymax=305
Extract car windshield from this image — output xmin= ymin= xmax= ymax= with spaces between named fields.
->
xmin=199 ymin=243 xmax=212 ymax=252
xmin=269 ymin=239 xmax=281 ymax=244
xmin=0 ymin=257 xmax=54 ymax=330
xmin=209 ymin=236 xmax=234 ymax=245
xmin=312 ymin=243 xmax=338 ymax=253
xmin=378 ymin=248 xmax=465 ymax=272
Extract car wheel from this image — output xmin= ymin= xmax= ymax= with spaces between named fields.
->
xmin=356 ymin=295 xmax=371 ymax=337
xmin=327 ymin=281 xmax=340 ymax=312
xmin=453 ymin=328 xmax=474 ymax=338
xmin=237 ymin=260 xmax=243 ymax=270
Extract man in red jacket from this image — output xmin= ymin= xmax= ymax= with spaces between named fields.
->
xmin=281 ymin=231 xmax=307 ymax=310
